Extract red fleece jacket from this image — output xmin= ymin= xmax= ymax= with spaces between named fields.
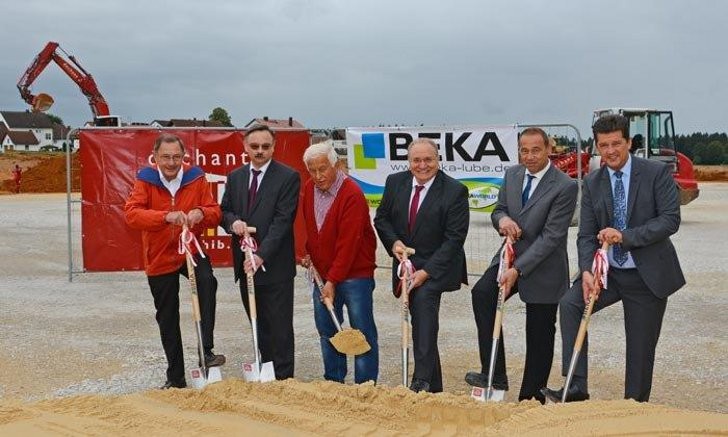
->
xmin=303 ymin=177 xmax=376 ymax=284
xmin=124 ymin=164 xmax=221 ymax=276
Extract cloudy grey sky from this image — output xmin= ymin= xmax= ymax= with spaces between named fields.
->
xmin=1 ymin=0 xmax=725 ymax=136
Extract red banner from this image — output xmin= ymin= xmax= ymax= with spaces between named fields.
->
xmin=79 ymin=128 xmax=310 ymax=272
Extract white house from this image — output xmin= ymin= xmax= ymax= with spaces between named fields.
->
xmin=0 ymin=111 xmax=55 ymax=152
xmin=0 ymin=111 xmax=75 ymax=152
xmin=2 ymin=130 xmax=40 ymax=152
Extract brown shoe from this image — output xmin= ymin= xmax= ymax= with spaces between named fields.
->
xmin=204 ymin=352 xmax=226 ymax=367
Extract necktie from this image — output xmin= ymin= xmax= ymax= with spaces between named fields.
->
xmin=408 ymin=185 xmax=425 ymax=233
xmin=522 ymin=174 xmax=535 ymax=206
xmin=248 ymin=169 xmax=261 ymax=212
xmin=612 ymin=170 xmax=628 ymax=266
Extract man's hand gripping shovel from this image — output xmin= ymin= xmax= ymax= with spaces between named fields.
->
xmin=240 ymin=226 xmax=276 ymax=383
xmin=395 ymin=246 xmax=416 ymax=386
xmin=472 ymin=236 xmax=514 ymax=403
xmin=309 ymin=264 xmax=371 ymax=356
xmin=544 ymin=241 xmax=609 ymax=404
xmin=179 ymin=225 xmax=222 ymax=389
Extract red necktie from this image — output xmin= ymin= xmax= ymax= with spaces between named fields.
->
xmin=408 ymin=185 xmax=425 ymax=233
xmin=248 ymin=169 xmax=261 ymax=212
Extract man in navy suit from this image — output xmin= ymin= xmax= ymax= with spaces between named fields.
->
xmin=543 ymin=114 xmax=684 ymax=403
xmin=221 ymin=125 xmax=301 ymax=380
xmin=374 ymin=138 xmax=469 ymax=393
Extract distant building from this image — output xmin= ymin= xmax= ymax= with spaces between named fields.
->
xmin=52 ymin=124 xmax=72 ymax=150
xmin=0 ymin=122 xmax=6 ymax=153
xmin=1 ymin=127 xmax=40 ymax=152
xmin=0 ymin=111 xmax=55 ymax=152
xmin=245 ymin=116 xmax=304 ymax=129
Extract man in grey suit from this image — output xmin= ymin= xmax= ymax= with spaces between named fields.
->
xmin=220 ymin=125 xmax=301 ymax=379
xmin=374 ymin=138 xmax=469 ymax=393
xmin=543 ymin=114 xmax=684 ymax=403
xmin=465 ymin=128 xmax=578 ymax=403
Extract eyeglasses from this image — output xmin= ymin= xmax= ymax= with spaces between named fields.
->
xmin=409 ymin=157 xmax=437 ymax=165
xmin=157 ymin=154 xmax=184 ymax=162
xmin=247 ymin=143 xmax=273 ymax=151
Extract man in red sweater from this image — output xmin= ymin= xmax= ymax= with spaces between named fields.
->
xmin=125 ymin=133 xmax=225 ymax=389
xmin=301 ymin=140 xmax=378 ymax=383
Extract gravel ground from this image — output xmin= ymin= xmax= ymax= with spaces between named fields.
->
xmin=0 ymin=184 xmax=726 ymax=413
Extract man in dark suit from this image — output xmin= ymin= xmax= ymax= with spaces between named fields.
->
xmin=465 ymin=128 xmax=578 ymax=403
xmin=374 ymin=138 xmax=469 ymax=393
xmin=220 ymin=125 xmax=301 ymax=380
xmin=543 ymin=114 xmax=684 ymax=403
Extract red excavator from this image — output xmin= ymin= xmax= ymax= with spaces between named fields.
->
xmin=17 ymin=41 xmax=119 ymax=126
xmin=550 ymin=108 xmax=699 ymax=205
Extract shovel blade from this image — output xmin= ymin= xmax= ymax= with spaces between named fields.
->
xmin=260 ymin=361 xmax=275 ymax=382
xmin=330 ymin=329 xmax=371 ymax=356
xmin=189 ymin=366 xmax=223 ymax=389
xmin=207 ymin=366 xmax=222 ymax=383
xmin=471 ymin=386 xmax=505 ymax=402
xmin=242 ymin=361 xmax=276 ymax=383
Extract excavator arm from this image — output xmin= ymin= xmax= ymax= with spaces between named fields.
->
xmin=17 ymin=41 xmax=111 ymax=117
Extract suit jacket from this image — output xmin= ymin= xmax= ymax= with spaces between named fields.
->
xmin=374 ymin=170 xmax=469 ymax=292
xmin=578 ymin=157 xmax=684 ymax=298
xmin=220 ymin=160 xmax=301 ymax=285
xmin=490 ymin=164 xmax=578 ymax=304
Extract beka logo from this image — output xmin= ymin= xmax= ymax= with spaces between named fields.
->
xmin=353 ymin=131 xmax=509 ymax=169
xmin=353 ymin=133 xmax=385 ymax=170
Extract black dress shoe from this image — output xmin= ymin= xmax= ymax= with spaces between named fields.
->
xmin=409 ymin=378 xmax=431 ymax=393
xmin=540 ymin=386 xmax=590 ymax=403
xmin=465 ymin=371 xmax=509 ymax=391
xmin=519 ymin=391 xmax=546 ymax=405
xmin=160 ymin=379 xmax=187 ymax=390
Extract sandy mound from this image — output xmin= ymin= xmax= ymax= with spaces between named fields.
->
xmin=694 ymin=165 xmax=728 ymax=181
xmin=1 ymin=379 xmax=726 ymax=436
xmin=1 ymin=153 xmax=80 ymax=193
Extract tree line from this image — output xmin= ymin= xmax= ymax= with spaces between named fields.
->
xmin=675 ymin=133 xmax=728 ymax=165
xmin=553 ymin=134 xmax=728 ymax=165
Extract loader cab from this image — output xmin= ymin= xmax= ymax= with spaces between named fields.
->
xmin=592 ymin=108 xmax=678 ymax=173
xmin=93 ymin=115 xmax=121 ymax=127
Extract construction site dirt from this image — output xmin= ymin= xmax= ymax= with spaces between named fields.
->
xmin=0 ymin=184 xmax=726 ymax=434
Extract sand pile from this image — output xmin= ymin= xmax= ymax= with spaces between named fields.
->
xmin=694 ymin=165 xmax=728 ymax=181
xmin=1 ymin=379 xmax=726 ymax=436
xmin=1 ymin=153 xmax=80 ymax=193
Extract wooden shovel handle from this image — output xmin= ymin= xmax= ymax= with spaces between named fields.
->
xmin=395 ymin=246 xmax=416 ymax=259
xmin=575 ymin=241 xmax=611 ymax=347
xmin=310 ymin=265 xmax=335 ymax=309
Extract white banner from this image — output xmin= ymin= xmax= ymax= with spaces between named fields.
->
xmin=345 ymin=126 xmax=519 ymax=211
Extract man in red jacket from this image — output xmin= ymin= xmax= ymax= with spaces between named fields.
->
xmin=301 ymin=140 xmax=378 ymax=383
xmin=124 ymin=133 xmax=224 ymax=389
xmin=11 ymin=163 xmax=22 ymax=194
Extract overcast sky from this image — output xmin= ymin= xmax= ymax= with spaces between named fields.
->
xmin=1 ymin=0 xmax=725 ymax=136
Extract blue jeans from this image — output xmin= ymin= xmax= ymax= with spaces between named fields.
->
xmin=312 ymin=277 xmax=378 ymax=384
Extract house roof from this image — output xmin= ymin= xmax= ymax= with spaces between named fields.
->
xmin=0 ymin=111 xmax=54 ymax=129
xmin=52 ymin=124 xmax=71 ymax=141
xmin=4 ymin=130 xmax=40 ymax=145
xmin=245 ymin=117 xmax=304 ymax=129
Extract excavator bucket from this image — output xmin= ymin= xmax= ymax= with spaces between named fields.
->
xmin=32 ymin=93 xmax=54 ymax=112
